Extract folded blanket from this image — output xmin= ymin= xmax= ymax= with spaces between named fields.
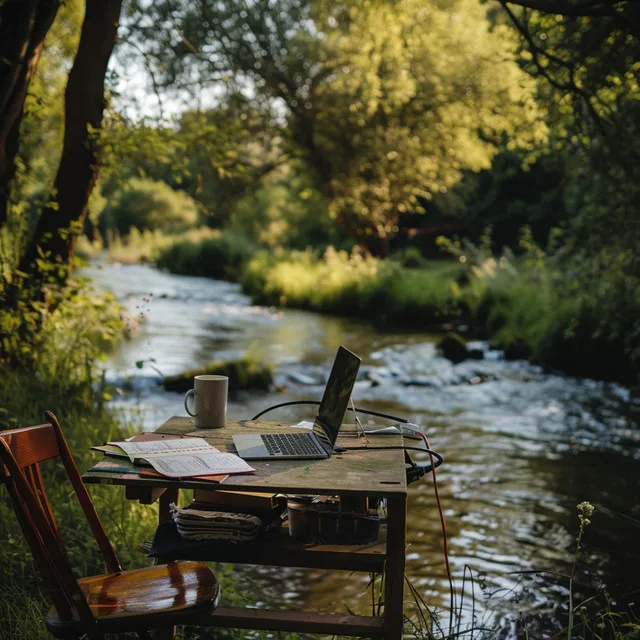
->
xmin=170 ymin=503 xmax=264 ymax=542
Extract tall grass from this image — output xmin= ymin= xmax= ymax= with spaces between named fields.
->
xmin=76 ymin=227 xmax=223 ymax=264
xmin=241 ymin=247 xmax=464 ymax=328
xmin=120 ymin=227 xmax=639 ymax=381
xmin=108 ymin=227 xmax=222 ymax=264
xmin=455 ymin=241 xmax=640 ymax=383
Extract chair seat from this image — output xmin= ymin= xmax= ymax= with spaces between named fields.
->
xmin=46 ymin=561 xmax=219 ymax=637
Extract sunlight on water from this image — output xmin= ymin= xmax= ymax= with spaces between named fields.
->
xmin=84 ymin=263 xmax=640 ymax=637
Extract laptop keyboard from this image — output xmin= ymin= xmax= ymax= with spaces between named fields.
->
xmin=262 ymin=433 xmax=326 ymax=457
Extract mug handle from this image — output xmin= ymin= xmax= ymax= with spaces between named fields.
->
xmin=184 ymin=389 xmax=198 ymax=416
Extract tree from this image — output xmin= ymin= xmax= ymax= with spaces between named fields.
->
xmin=494 ymin=0 xmax=640 ymax=276
xmin=0 ymin=0 xmax=61 ymax=225
xmin=124 ymin=0 xmax=546 ymax=256
xmin=19 ymin=0 xmax=123 ymax=281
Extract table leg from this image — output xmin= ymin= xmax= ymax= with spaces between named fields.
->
xmin=384 ymin=494 xmax=407 ymax=640
xmin=156 ymin=487 xmax=180 ymax=640
xmin=159 ymin=486 xmax=179 ymax=524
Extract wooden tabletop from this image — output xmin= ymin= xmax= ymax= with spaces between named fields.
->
xmin=83 ymin=417 xmax=408 ymax=497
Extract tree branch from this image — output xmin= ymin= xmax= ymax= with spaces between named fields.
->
xmin=501 ymin=0 xmax=624 ymax=18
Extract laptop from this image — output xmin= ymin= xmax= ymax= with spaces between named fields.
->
xmin=233 ymin=346 xmax=361 ymax=460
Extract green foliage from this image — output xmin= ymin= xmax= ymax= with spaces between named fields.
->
xmin=101 ymin=178 xmax=200 ymax=235
xmin=229 ymin=167 xmax=349 ymax=251
xmin=105 ymin=226 xmax=220 ymax=265
xmin=436 ymin=151 xmax=567 ymax=249
xmin=163 ymin=358 xmax=273 ymax=393
xmin=241 ymin=247 xmax=463 ymax=328
xmin=155 ymin=232 xmax=254 ymax=281
xmin=501 ymin=2 xmax=640 ymax=267
xmin=100 ymin=98 xmax=278 ymax=229
xmin=310 ymin=0 xmax=546 ymax=247
xmin=395 ymin=247 xmax=428 ymax=269
xmin=124 ymin=0 xmax=546 ymax=250
xmin=446 ymin=231 xmax=640 ymax=383
xmin=0 ymin=274 xmax=125 ymax=384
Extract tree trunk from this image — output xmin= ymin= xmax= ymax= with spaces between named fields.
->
xmin=0 ymin=0 xmax=60 ymax=225
xmin=365 ymin=234 xmax=390 ymax=259
xmin=19 ymin=0 xmax=122 ymax=279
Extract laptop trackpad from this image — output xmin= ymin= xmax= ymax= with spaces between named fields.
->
xmin=233 ymin=434 xmax=269 ymax=459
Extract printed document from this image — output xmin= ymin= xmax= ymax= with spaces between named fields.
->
xmin=144 ymin=452 xmax=254 ymax=478
xmin=106 ymin=437 xmax=253 ymax=477
xmin=108 ymin=437 xmax=215 ymax=462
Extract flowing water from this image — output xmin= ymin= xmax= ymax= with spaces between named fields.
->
xmin=85 ymin=262 xmax=640 ymax=637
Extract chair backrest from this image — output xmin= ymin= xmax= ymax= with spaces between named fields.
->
xmin=0 ymin=411 xmax=122 ymax=631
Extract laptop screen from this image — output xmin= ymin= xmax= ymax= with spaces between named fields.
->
xmin=312 ymin=346 xmax=361 ymax=451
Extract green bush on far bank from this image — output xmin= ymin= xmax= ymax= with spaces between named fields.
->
xmin=156 ymin=231 xmax=255 ymax=280
xmin=239 ymin=247 xmax=465 ymax=329
xmin=453 ymin=235 xmax=640 ymax=383
xmin=101 ymin=178 xmax=200 ymax=235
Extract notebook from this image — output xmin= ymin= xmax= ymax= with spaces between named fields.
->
xmin=94 ymin=437 xmax=254 ymax=478
xmin=232 ymin=345 xmax=361 ymax=460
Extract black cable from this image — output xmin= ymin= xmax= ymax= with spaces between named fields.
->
xmin=337 ymin=445 xmax=444 ymax=471
xmin=251 ymin=400 xmax=408 ymax=423
xmin=251 ymin=400 xmax=441 ymax=469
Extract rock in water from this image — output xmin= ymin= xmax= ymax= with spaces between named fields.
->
xmin=436 ymin=332 xmax=470 ymax=364
xmin=163 ymin=358 xmax=273 ymax=392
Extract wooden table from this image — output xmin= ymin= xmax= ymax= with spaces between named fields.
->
xmin=83 ymin=417 xmax=410 ymax=639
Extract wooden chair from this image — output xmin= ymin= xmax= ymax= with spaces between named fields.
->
xmin=0 ymin=411 xmax=220 ymax=640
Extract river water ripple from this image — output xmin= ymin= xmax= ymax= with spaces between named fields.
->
xmin=84 ymin=263 xmax=640 ymax=637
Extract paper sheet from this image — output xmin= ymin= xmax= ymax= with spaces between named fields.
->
xmin=143 ymin=452 xmax=254 ymax=478
xmin=108 ymin=437 xmax=216 ymax=461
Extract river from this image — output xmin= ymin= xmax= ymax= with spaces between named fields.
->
xmin=84 ymin=262 xmax=640 ymax=637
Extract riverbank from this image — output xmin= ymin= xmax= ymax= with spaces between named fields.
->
xmin=44 ymin=260 xmax=638 ymax=638
xmin=122 ymin=232 xmax=639 ymax=385
xmin=0 ymin=282 xmax=288 ymax=639
xmin=0 ymin=369 xmax=157 ymax=639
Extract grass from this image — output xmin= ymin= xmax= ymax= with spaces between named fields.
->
xmin=76 ymin=227 xmax=222 ymax=265
xmin=459 ymin=251 xmax=640 ymax=383
xmin=155 ymin=234 xmax=639 ymax=383
xmin=0 ymin=370 xmax=157 ymax=639
xmin=240 ymin=247 xmax=465 ymax=329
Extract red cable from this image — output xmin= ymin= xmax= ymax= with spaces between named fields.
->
xmin=418 ymin=430 xmax=456 ymax=631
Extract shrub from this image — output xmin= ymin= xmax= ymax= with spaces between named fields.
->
xmin=102 ymin=178 xmax=200 ymax=235
xmin=396 ymin=246 xmax=427 ymax=269
xmin=156 ymin=232 xmax=254 ymax=280
xmin=240 ymin=247 xmax=463 ymax=328
xmin=0 ymin=276 xmax=125 ymax=385
xmin=455 ymin=234 xmax=640 ymax=383
xmin=107 ymin=226 xmax=220 ymax=264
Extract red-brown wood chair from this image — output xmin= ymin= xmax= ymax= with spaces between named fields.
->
xmin=0 ymin=411 xmax=220 ymax=640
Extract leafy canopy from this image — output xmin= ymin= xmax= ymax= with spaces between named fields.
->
xmin=122 ymin=0 xmax=547 ymax=250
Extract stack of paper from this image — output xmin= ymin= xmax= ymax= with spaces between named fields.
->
xmin=92 ymin=437 xmax=254 ymax=479
xmin=170 ymin=503 xmax=263 ymax=542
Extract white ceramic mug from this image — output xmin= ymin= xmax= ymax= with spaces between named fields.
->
xmin=184 ymin=375 xmax=228 ymax=429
